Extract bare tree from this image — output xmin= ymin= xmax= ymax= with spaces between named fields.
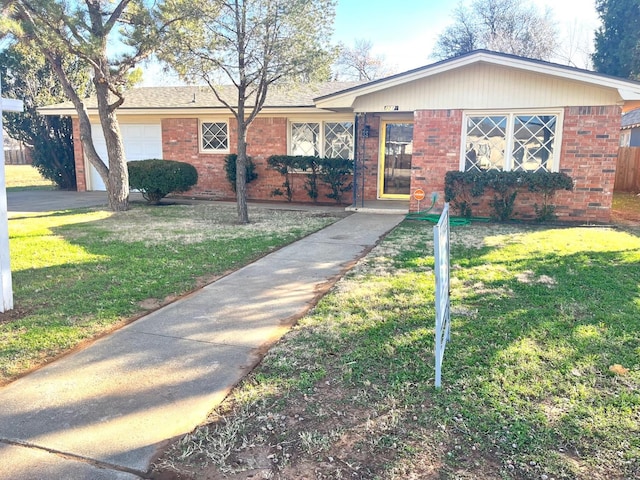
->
xmin=335 ymin=39 xmax=394 ymax=81
xmin=159 ymin=0 xmax=336 ymax=223
xmin=433 ymin=0 xmax=558 ymax=61
xmin=2 ymin=0 xmax=162 ymax=210
xmin=555 ymin=19 xmax=594 ymax=69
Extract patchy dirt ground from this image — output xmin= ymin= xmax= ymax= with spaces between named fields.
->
xmin=149 ymin=365 xmax=500 ymax=480
xmin=0 ymin=306 xmax=34 ymax=326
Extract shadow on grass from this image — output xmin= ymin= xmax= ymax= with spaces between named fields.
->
xmin=3 ymin=206 xmax=341 ymax=383
xmin=9 ymin=208 xmax=100 ymax=222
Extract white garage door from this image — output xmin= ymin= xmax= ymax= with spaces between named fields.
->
xmin=89 ymin=124 xmax=163 ymax=191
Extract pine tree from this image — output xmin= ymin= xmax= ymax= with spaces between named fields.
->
xmin=593 ymin=0 xmax=640 ymax=79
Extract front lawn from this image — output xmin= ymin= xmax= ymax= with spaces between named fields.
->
xmin=153 ymin=221 xmax=640 ymax=480
xmin=1 ymin=204 xmax=344 ymax=383
xmin=4 ymin=164 xmax=55 ymax=191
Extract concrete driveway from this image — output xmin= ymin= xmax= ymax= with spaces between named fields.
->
xmin=7 ymin=190 xmax=111 ymax=217
xmin=6 ymin=191 xmax=346 ymax=217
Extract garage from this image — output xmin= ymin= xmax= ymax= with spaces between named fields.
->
xmin=89 ymin=124 xmax=163 ymax=191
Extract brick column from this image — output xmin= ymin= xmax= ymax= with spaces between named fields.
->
xmin=72 ymin=118 xmax=86 ymax=192
xmin=411 ymin=109 xmax=463 ymax=212
xmin=557 ymin=105 xmax=621 ymax=223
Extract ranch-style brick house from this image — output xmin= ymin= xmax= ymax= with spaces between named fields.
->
xmin=41 ymin=50 xmax=640 ymax=222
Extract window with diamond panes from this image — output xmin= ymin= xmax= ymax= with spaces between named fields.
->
xmin=463 ymin=113 xmax=560 ymax=172
xmin=465 ymin=116 xmax=507 ymax=171
xmin=324 ymin=122 xmax=354 ymax=159
xmin=512 ymin=115 xmax=557 ymax=172
xmin=201 ymin=122 xmax=228 ymax=151
xmin=291 ymin=123 xmax=320 ymax=156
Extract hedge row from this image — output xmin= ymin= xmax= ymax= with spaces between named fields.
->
xmin=444 ymin=170 xmax=573 ymax=221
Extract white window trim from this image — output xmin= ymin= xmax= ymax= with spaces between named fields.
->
xmin=620 ymin=130 xmax=631 ymax=147
xmin=287 ymin=120 xmax=355 ymax=159
xmin=199 ymin=119 xmax=230 ymax=154
xmin=459 ymin=109 xmax=564 ymax=173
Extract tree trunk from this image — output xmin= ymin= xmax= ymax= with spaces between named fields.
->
xmin=236 ymin=121 xmax=249 ymax=224
xmin=94 ymin=80 xmax=129 ymax=211
xmin=42 ymin=51 xmax=111 ymax=199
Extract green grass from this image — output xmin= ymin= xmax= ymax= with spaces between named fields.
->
xmin=2 ymin=204 xmax=343 ymax=383
xmin=155 ymin=222 xmax=640 ymax=480
xmin=4 ymin=165 xmax=55 ymax=191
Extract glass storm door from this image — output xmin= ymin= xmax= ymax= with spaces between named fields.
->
xmin=380 ymin=122 xmax=413 ymax=198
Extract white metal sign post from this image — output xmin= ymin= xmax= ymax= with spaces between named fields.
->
xmin=433 ymin=203 xmax=451 ymax=388
xmin=0 ymin=77 xmax=24 ymax=312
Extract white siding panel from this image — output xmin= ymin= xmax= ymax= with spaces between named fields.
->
xmin=353 ymin=64 xmax=621 ymax=112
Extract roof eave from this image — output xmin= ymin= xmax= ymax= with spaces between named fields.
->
xmin=314 ymin=50 xmax=640 ymax=109
xmin=618 ymin=89 xmax=640 ymax=101
xmin=37 ymin=105 xmax=337 ymax=117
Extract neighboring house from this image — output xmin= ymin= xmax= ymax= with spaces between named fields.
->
xmin=40 ymin=50 xmax=640 ymax=222
xmin=620 ymin=108 xmax=640 ymax=146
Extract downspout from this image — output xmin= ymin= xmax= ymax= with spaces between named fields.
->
xmin=361 ymin=113 xmax=367 ymax=207
xmin=352 ymin=113 xmax=359 ymax=208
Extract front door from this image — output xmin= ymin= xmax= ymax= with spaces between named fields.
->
xmin=379 ymin=121 xmax=413 ymax=198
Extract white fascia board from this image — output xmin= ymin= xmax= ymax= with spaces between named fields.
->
xmin=315 ymin=51 xmax=640 ymax=108
xmin=315 ymin=54 xmax=484 ymax=108
xmin=485 ymin=54 xmax=640 ymax=94
xmin=38 ymin=108 xmax=75 ymax=116
xmin=618 ymin=89 xmax=640 ymax=100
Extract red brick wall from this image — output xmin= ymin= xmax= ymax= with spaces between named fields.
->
xmin=72 ymin=118 xmax=86 ymax=192
xmin=162 ymin=117 xmax=291 ymax=201
xmin=162 ymin=118 xmax=232 ymax=199
xmin=556 ymin=105 xmax=620 ymax=223
xmin=72 ymin=106 xmax=620 ymax=221
xmin=162 ymin=116 xmax=352 ymax=204
xmin=410 ymin=109 xmax=463 ymax=212
xmin=407 ymin=107 xmax=620 ymax=223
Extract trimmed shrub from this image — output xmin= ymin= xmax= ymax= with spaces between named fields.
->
xmin=128 ymin=159 xmax=198 ymax=204
xmin=527 ymin=170 xmax=574 ymax=222
xmin=267 ymin=155 xmax=307 ymax=202
xmin=224 ymin=154 xmax=258 ymax=192
xmin=444 ymin=170 xmax=573 ymax=221
xmin=318 ymin=157 xmax=353 ymax=203
xmin=267 ymin=155 xmax=353 ymax=203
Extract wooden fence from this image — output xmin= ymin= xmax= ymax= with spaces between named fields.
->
xmin=3 ymin=148 xmax=32 ymax=165
xmin=615 ymin=147 xmax=640 ymax=192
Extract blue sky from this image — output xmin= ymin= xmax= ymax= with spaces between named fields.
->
xmin=141 ymin=0 xmax=601 ymax=86
xmin=332 ymin=0 xmax=600 ymax=71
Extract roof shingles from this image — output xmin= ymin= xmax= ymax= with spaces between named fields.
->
xmin=622 ymin=108 xmax=640 ymax=129
xmin=41 ymin=82 xmax=361 ymax=112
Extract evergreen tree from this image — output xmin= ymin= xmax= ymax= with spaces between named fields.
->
xmin=0 ymin=44 xmax=92 ymax=190
xmin=593 ymin=0 xmax=640 ymax=79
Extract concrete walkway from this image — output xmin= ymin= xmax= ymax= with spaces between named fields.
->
xmin=0 ymin=211 xmax=404 ymax=479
